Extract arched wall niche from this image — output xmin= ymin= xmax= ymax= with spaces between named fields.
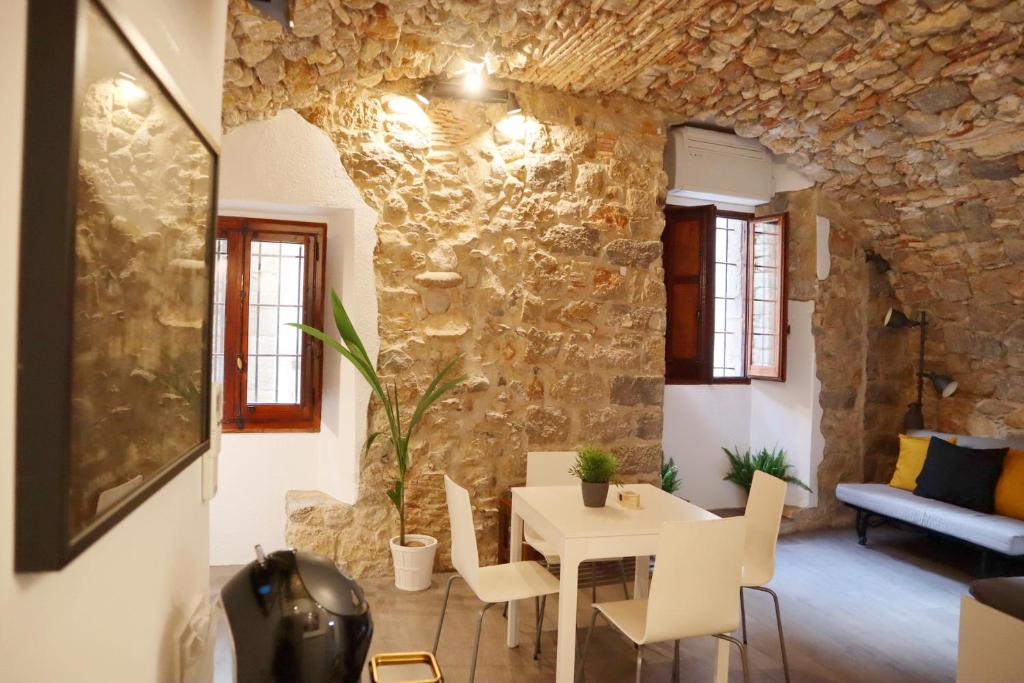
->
xmin=212 ymin=108 xmax=378 ymax=565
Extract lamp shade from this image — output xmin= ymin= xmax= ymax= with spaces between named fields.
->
xmin=925 ymin=372 xmax=958 ymax=398
xmin=884 ymin=307 xmax=919 ymax=328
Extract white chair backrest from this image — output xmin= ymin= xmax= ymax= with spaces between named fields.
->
xmin=526 ymin=451 xmax=578 ymax=487
xmin=743 ymin=470 xmax=787 ymax=585
xmin=645 ymin=517 xmax=746 ymax=643
xmin=444 ymin=475 xmax=481 ymax=589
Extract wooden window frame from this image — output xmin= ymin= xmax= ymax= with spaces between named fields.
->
xmin=746 ymin=213 xmax=788 ymax=382
xmin=664 ymin=204 xmax=716 ymax=384
xmin=217 ymin=216 xmax=326 ymax=432
xmin=662 ymin=205 xmax=788 ymax=385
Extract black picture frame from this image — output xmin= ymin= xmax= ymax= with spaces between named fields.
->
xmin=15 ymin=0 xmax=219 ymax=571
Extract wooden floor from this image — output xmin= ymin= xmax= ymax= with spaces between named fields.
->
xmin=212 ymin=527 xmax=974 ymax=683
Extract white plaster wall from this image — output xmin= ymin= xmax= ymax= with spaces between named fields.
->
xmin=663 ymin=303 xmax=821 ymax=510
xmin=664 ymin=384 xmax=752 ymax=509
xmin=0 ymin=2 xmax=225 ymax=681
xmin=212 ymin=110 xmax=378 ymax=565
xmin=748 ymin=301 xmax=820 ymax=507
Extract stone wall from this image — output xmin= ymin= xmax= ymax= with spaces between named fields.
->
xmin=285 ymin=84 xmax=666 ymax=576
xmin=875 ymin=194 xmax=1024 ymax=440
xmin=763 ymin=184 xmax=1023 ymax=528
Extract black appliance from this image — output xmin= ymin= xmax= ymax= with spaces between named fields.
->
xmin=221 ymin=546 xmax=373 ymax=683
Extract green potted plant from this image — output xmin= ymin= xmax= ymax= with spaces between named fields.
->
xmin=722 ymin=446 xmax=812 ymax=494
xmin=661 ymin=457 xmax=681 ymax=494
xmin=569 ymin=446 xmax=618 ymax=507
xmin=292 ymin=291 xmax=465 ymax=591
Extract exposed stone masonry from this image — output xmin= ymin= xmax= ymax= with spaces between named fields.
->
xmin=286 ymin=85 xmax=666 ymax=575
xmin=220 ymin=0 xmax=1024 ymax=564
xmin=223 ymin=0 xmax=1024 ymax=208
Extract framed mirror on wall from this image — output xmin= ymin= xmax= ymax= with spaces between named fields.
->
xmin=16 ymin=0 xmax=219 ymax=571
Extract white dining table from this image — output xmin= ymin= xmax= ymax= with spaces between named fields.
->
xmin=506 ymin=483 xmax=732 ymax=683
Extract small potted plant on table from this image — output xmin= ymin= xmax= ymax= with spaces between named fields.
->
xmin=570 ymin=446 xmax=618 ymax=508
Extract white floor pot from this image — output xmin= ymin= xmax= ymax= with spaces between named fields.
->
xmin=390 ymin=534 xmax=438 ymax=591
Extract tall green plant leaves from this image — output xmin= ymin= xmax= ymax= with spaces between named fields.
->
xmin=290 ymin=290 xmax=465 ymax=545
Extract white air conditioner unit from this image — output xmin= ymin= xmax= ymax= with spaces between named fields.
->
xmin=665 ymin=126 xmax=774 ymax=206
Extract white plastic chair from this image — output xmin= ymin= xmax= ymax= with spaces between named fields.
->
xmin=739 ymin=470 xmax=791 ymax=682
xmin=433 ymin=475 xmax=559 ymax=683
xmin=577 ymin=517 xmax=749 ymax=683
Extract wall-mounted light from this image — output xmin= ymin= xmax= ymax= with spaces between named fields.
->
xmin=415 ymin=91 xmax=430 ymax=106
xmin=924 ymin=372 xmax=958 ymax=398
xmin=462 ymin=62 xmax=485 ymax=94
xmin=884 ymin=307 xmax=921 ymax=329
xmin=115 ymin=71 xmax=146 ymax=103
xmin=883 ymin=308 xmax=956 ymax=430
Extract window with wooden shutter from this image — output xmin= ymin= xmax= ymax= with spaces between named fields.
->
xmin=663 ymin=205 xmax=715 ymax=383
xmin=214 ymin=216 xmax=326 ymax=432
xmin=662 ymin=206 xmax=788 ymax=384
xmin=746 ymin=213 xmax=788 ymax=381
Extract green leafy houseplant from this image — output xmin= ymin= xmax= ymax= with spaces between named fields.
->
xmin=291 ymin=291 xmax=465 ymax=546
xmin=722 ymin=446 xmax=812 ymax=493
xmin=661 ymin=458 xmax=681 ymax=494
xmin=569 ymin=446 xmax=618 ymax=483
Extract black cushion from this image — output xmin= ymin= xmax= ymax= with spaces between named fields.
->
xmin=970 ymin=577 xmax=1024 ymax=621
xmin=914 ymin=437 xmax=1007 ymax=513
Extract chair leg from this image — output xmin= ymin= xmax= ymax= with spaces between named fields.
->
xmin=591 ymin=564 xmax=598 ymax=604
xmin=618 ymin=558 xmax=630 ymax=599
xmin=714 ymin=634 xmax=750 ymax=683
xmin=739 ymin=587 xmax=748 ymax=644
xmin=634 ymin=644 xmax=644 ymax=683
xmin=502 ymin=601 xmax=508 ymax=619
xmin=576 ymin=607 xmax=600 ymax=682
xmin=432 ymin=574 xmax=460 ymax=654
xmin=533 ymin=595 xmax=547 ymax=660
xmin=671 ymin=640 xmax=680 ymax=683
xmin=468 ymin=602 xmax=496 ymax=683
xmin=751 ymin=585 xmax=791 ymax=683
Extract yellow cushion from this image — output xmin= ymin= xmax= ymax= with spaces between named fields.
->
xmin=995 ymin=449 xmax=1024 ymax=520
xmin=890 ymin=434 xmax=956 ymax=491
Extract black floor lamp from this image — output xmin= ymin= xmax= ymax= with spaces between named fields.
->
xmin=884 ymin=307 xmax=958 ymax=430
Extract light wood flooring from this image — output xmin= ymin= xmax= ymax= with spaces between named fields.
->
xmin=212 ymin=527 xmax=975 ymax=683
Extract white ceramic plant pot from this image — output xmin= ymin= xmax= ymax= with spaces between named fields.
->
xmin=390 ymin=534 xmax=438 ymax=591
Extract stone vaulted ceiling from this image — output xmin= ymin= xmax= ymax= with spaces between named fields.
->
xmin=223 ymin=0 xmax=1024 ymax=211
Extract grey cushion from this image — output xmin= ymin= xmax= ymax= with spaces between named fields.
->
xmin=836 ymin=483 xmax=1024 ymax=555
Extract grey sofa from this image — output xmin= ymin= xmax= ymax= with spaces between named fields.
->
xmin=836 ymin=430 xmax=1024 ymax=572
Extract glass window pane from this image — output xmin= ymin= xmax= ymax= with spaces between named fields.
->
xmin=246 ymin=238 xmax=307 ymax=405
xmin=276 ymin=356 xmax=299 ymax=404
xmin=255 ymin=356 xmax=278 ymax=403
xmin=712 ymin=215 xmax=746 ymax=379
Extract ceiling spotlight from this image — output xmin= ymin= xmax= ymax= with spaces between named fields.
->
xmin=507 ymin=94 xmax=522 ymax=115
xmin=463 ymin=62 xmax=485 ymax=94
xmin=924 ymin=372 xmax=958 ymax=398
xmin=884 ymin=307 xmax=922 ymax=329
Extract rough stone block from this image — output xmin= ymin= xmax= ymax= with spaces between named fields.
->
xmin=610 ymin=376 xmax=664 ymax=406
